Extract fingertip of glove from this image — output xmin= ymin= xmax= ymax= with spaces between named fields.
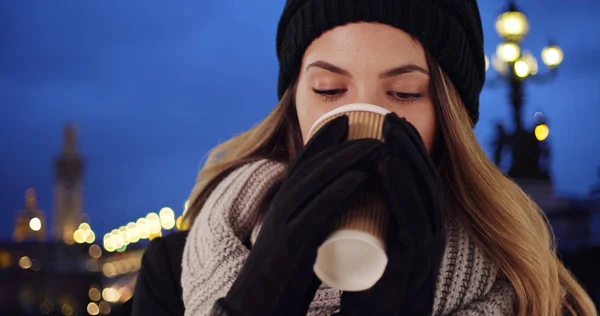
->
xmin=321 ymin=115 xmax=349 ymax=140
xmin=382 ymin=113 xmax=405 ymax=141
xmin=294 ymin=115 xmax=350 ymax=168
xmin=383 ymin=113 xmax=416 ymax=136
xmin=382 ymin=112 xmax=398 ymax=131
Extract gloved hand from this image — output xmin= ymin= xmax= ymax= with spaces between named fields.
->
xmin=339 ymin=113 xmax=447 ymax=316
xmin=210 ymin=115 xmax=385 ymax=316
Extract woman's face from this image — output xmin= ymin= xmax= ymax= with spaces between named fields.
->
xmin=295 ymin=22 xmax=437 ymax=153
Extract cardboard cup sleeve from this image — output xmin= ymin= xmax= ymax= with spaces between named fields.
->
xmin=309 ymin=103 xmax=390 ymax=292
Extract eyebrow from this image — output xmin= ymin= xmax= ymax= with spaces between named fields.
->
xmin=305 ymin=60 xmax=429 ymax=78
xmin=380 ymin=64 xmax=429 ymax=78
xmin=306 ymin=61 xmax=352 ymax=77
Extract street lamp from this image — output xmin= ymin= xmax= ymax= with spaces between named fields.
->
xmin=495 ymin=3 xmax=529 ymax=42
xmin=486 ymin=1 xmax=564 ymax=181
xmin=541 ymin=44 xmax=564 ymax=68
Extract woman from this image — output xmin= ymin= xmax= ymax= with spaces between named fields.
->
xmin=132 ymin=0 xmax=597 ymax=315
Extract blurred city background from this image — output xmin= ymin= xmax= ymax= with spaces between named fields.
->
xmin=1 ymin=0 xmax=599 ymax=315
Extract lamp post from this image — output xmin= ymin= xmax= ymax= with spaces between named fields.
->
xmin=486 ymin=1 xmax=564 ymax=180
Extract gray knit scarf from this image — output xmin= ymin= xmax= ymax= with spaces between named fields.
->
xmin=182 ymin=160 xmax=516 ymax=315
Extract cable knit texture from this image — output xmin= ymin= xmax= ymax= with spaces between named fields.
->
xmin=182 ymin=160 xmax=516 ymax=315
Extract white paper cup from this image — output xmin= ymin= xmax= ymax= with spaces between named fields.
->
xmin=309 ymin=103 xmax=390 ymax=292
xmin=313 ymin=229 xmax=388 ymax=292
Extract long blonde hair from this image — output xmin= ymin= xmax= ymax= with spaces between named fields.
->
xmin=183 ymin=58 xmax=596 ymax=315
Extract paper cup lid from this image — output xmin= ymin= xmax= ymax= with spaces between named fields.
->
xmin=313 ymin=229 xmax=388 ymax=292
xmin=307 ymin=103 xmax=391 ymax=139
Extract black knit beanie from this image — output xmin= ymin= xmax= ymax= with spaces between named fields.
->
xmin=276 ymin=0 xmax=485 ymax=124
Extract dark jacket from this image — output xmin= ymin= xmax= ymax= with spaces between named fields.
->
xmin=132 ymin=231 xmax=188 ymax=316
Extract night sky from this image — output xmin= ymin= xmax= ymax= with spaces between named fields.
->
xmin=1 ymin=0 xmax=599 ymax=241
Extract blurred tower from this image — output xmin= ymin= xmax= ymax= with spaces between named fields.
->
xmin=53 ymin=125 xmax=85 ymax=244
xmin=13 ymin=188 xmax=47 ymax=242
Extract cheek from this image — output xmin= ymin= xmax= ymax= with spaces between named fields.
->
xmin=390 ymin=103 xmax=437 ymax=154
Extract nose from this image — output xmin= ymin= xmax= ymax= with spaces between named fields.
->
xmin=347 ymin=88 xmax=395 ymax=113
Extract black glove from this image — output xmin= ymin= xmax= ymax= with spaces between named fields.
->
xmin=339 ymin=113 xmax=446 ymax=316
xmin=211 ymin=115 xmax=385 ymax=316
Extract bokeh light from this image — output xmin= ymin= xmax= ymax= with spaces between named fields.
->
xmin=535 ymin=124 xmax=550 ymax=141
xmin=19 ymin=256 xmax=32 ymax=269
xmin=87 ymin=302 xmax=100 ymax=315
xmin=29 ymin=217 xmax=42 ymax=231
xmin=159 ymin=207 xmax=176 ymax=230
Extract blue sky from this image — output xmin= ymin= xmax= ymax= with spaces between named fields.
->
xmin=1 ymin=0 xmax=599 ymax=240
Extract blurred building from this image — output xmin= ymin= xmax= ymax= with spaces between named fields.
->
xmin=53 ymin=126 xmax=85 ymax=244
xmin=0 ymin=236 xmax=145 ymax=316
xmin=1 ymin=125 xmax=145 ymax=316
xmin=13 ymin=189 xmax=47 ymax=243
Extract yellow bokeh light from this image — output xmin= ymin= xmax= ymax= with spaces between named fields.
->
xmin=136 ymin=218 xmax=150 ymax=239
xmin=496 ymin=42 xmax=521 ymax=63
xmin=146 ymin=213 xmax=161 ymax=234
xmin=542 ymin=45 xmax=564 ymax=67
xmin=19 ymin=256 xmax=32 ymax=269
xmin=148 ymin=230 xmax=163 ymax=240
xmin=126 ymin=222 xmax=140 ymax=243
xmin=162 ymin=220 xmax=175 ymax=230
xmin=111 ymin=229 xmax=123 ymax=248
xmin=159 ymin=207 xmax=174 ymax=219
xmin=119 ymin=226 xmax=130 ymax=245
xmin=86 ymin=231 xmax=95 ymax=243
xmin=495 ymin=10 xmax=529 ymax=41
xmin=514 ymin=60 xmax=530 ymax=78
xmin=87 ymin=302 xmax=100 ymax=315
xmin=535 ymin=124 xmax=550 ymax=141
xmin=103 ymin=234 xmax=115 ymax=252
xmin=102 ymin=287 xmax=120 ymax=303
xmin=29 ymin=217 xmax=42 ymax=231
xmin=71 ymin=223 xmax=95 ymax=244
xmin=79 ymin=223 xmax=91 ymax=231
xmin=176 ymin=216 xmax=184 ymax=231
xmin=159 ymin=207 xmax=176 ymax=230
xmin=88 ymin=287 xmax=101 ymax=301
xmin=73 ymin=229 xmax=86 ymax=244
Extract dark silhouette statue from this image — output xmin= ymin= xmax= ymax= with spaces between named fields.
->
xmin=493 ymin=123 xmax=506 ymax=166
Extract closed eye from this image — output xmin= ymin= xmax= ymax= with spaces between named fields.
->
xmin=387 ymin=92 xmax=422 ymax=104
xmin=312 ymin=88 xmax=347 ymax=101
